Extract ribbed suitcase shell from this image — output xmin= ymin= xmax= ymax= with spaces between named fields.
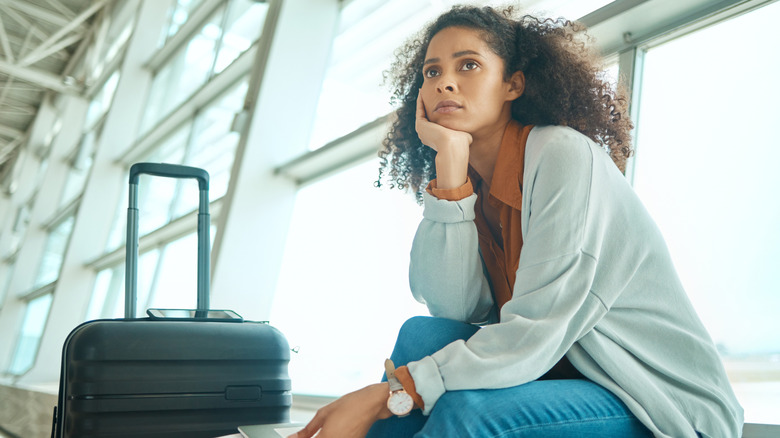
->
xmin=55 ymin=319 xmax=291 ymax=437
xmin=52 ymin=163 xmax=292 ymax=437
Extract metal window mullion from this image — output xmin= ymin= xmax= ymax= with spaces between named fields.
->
xmin=85 ymin=198 xmax=223 ymax=272
xmin=16 ymin=280 xmax=56 ymax=301
xmin=206 ymin=0 xmax=233 ymax=81
xmin=617 ymin=45 xmax=646 ymax=185
xmin=40 ymin=195 xmax=80 ymax=231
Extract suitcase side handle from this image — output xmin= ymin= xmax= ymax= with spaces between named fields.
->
xmin=125 ymin=162 xmax=211 ymax=318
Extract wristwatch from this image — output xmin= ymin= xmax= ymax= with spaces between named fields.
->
xmin=384 ymin=359 xmax=414 ymax=417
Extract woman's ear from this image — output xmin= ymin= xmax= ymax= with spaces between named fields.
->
xmin=507 ymin=71 xmax=525 ymax=100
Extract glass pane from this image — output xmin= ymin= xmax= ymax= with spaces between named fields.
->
xmin=86 ymin=268 xmax=114 ymax=320
xmin=103 ymin=7 xmax=135 ymax=63
xmin=8 ymin=204 xmax=31 ymax=255
xmin=34 ymin=215 xmax=75 ymax=288
xmin=161 ymin=0 xmax=207 ymax=46
xmin=136 ymin=124 xmax=191 ymax=236
xmin=105 ymin=186 xmax=130 ymax=252
xmin=92 ymin=250 xmax=161 ymax=319
xmin=147 ymin=233 xmax=199 ymax=310
xmin=271 ymin=159 xmax=428 ymax=396
xmin=105 ymin=121 xmax=190 ymax=251
xmin=7 ymin=293 xmax=53 ymax=375
xmin=632 ymin=1 xmax=780 ymax=424
xmin=142 ymin=8 xmax=225 ymax=132
xmin=60 ymin=127 xmax=101 ymax=208
xmin=214 ymin=0 xmax=268 ymax=73
xmin=89 ymin=1 xmax=135 ymax=81
xmin=85 ymin=71 xmax=120 ymax=129
xmin=132 ymin=249 xmax=162 ymax=317
xmin=136 ymin=174 xmax=178 ymax=236
xmin=174 ymin=80 xmax=248 ymax=216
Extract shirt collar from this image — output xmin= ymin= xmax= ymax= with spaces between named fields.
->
xmin=470 ymin=120 xmax=529 ymax=210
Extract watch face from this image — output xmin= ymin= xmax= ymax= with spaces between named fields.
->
xmin=388 ymin=391 xmax=414 ymax=416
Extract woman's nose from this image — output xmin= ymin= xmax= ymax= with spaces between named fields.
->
xmin=436 ymin=76 xmax=456 ymax=93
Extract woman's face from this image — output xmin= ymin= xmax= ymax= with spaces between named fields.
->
xmin=420 ymin=26 xmax=520 ymax=137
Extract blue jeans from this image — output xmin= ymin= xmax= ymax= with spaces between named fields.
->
xmin=366 ymin=316 xmax=653 ymax=438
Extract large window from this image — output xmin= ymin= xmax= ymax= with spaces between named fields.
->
xmin=33 ymin=215 xmax=75 ymax=289
xmin=142 ymin=0 xmax=267 ymax=132
xmin=142 ymin=10 xmax=225 ymax=131
xmin=7 ymin=293 xmax=53 ymax=375
xmin=105 ymin=79 xmax=247 ymax=252
xmin=88 ymin=228 xmax=219 ymax=319
xmin=160 ymin=0 xmax=207 ymax=46
xmin=59 ymin=71 xmax=120 ymax=208
xmin=271 ymin=159 xmax=428 ymax=396
xmin=631 ymin=0 xmax=780 ymax=424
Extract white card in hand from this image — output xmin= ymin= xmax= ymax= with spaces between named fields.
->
xmin=238 ymin=423 xmax=305 ymax=438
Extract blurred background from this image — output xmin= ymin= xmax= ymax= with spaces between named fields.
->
xmin=0 ymin=0 xmax=777 ymax=434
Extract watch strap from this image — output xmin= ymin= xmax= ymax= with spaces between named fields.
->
xmin=384 ymin=359 xmax=404 ymax=392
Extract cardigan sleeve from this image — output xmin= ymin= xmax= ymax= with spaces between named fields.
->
xmin=408 ymin=186 xmax=495 ymax=324
xmin=407 ymin=129 xmax=612 ymax=415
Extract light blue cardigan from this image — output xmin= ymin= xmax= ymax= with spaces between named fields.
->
xmin=406 ymin=125 xmax=744 ymax=437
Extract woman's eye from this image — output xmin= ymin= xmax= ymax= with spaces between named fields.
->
xmin=424 ymin=69 xmax=440 ymax=78
xmin=462 ymin=61 xmax=479 ymax=71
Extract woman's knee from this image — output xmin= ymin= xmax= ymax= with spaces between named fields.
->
xmin=390 ymin=316 xmax=479 ymax=366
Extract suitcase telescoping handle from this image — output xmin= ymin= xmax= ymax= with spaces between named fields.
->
xmin=125 ymin=163 xmax=210 ymax=319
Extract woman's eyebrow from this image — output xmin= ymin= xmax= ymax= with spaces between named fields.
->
xmin=423 ymin=50 xmax=482 ymax=66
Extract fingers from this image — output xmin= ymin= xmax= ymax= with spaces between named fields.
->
xmin=416 ymin=91 xmax=439 ymax=152
xmin=291 ymin=411 xmax=324 ymax=438
xmin=416 ymin=90 xmax=427 ymax=121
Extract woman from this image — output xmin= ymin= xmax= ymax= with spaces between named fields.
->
xmin=292 ymin=5 xmax=743 ymax=438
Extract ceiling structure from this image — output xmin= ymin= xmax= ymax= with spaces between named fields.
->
xmin=0 ymin=0 xmax=111 ymax=183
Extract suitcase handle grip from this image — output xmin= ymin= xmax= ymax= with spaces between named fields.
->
xmin=125 ymin=163 xmax=210 ymax=318
xmin=129 ymin=162 xmax=209 ymax=190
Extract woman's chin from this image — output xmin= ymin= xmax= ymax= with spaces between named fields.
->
xmin=431 ymin=117 xmax=470 ymax=133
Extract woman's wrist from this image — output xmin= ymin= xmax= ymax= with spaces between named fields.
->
xmin=371 ymin=382 xmax=394 ymax=420
xmin=434 ymin=143 xmax=469 ymax=190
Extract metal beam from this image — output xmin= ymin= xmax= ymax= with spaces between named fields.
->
xmin=0 ymin=58 xmax=79 ymax=94
xmin=0 ymin=13 xmax=14 ymax=62
xmin=18 ymin=0 xmax=107 ymax=67
xmin=0 ymin=123 xmax=23 ymax=138
xmin=0 ymin=0 xmax=79 ymax=28
xmin=0 ymin=103 xmax=37 ymax=116
xmin=42 ymin=0 xmax=78 ymax=21
xmin=0 ymin=131 xmax=24 ymax=167
xmin=19 ymin=32 xmax=83 ymax=67
xmin=0 ymin=5 xmax=52 ymax=46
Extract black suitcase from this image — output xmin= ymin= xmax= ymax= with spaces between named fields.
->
xmin=52 ymin=163 xmax=292 ymax=438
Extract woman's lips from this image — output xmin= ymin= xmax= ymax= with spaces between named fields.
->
xmin=434 ymin=100 xmax=462 ymax=113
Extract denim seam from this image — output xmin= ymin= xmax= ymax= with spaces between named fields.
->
xmin=491 ymin=413 xmax=638 ymax=438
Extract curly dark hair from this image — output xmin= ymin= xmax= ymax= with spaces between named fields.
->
xmin=376 ymin=5 xmax=634 ymax=201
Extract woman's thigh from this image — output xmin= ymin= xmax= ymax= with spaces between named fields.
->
xmin=367 ymin=317 xmax=652 ymax=438
xmin=416 ymin=379 xmax=653 ymax=438
xmin=366 ymin=316 xmax=480 ymax=438
xmin=386 ymin=315 xmax=481 ymax=368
